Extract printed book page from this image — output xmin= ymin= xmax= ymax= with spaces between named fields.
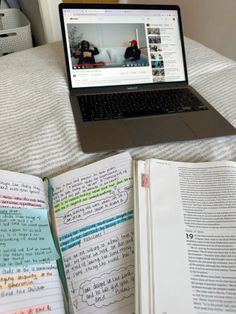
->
xmin=0 ymin=169 xmax=65 ymax=314
xmin=146 ymin=159 xmax=236 ymax=314
xmin=51 ymin=152 xmax=134 ymax=314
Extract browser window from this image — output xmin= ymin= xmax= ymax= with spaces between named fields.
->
xmin=62 ymin=8 xmax=186 ymax=88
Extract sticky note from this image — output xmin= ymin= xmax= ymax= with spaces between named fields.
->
xmin=0 ymin=208 xmax=59 ymax=267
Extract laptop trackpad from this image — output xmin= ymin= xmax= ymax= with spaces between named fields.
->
xmin=125 ymin=116 xmax=196 ymax=145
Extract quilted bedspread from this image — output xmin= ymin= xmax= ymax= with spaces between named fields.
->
xmin=0 ymin=38 xmax=235 ymax=177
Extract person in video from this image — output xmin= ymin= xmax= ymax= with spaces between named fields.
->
xmin=124 ymin=39 xmax=141 ymax=62
xmin=73 ymin=40 xmax=99 ymax=64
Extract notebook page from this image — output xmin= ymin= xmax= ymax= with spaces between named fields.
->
xmin=0 ymin=169 xmax=47 ymax=209
xmin=0 ymin=262 xmax=65 ymax=314
xmin=0 ymin=170 xmax=65 ymax=313
xmin=51 ymin=152 xmax=134 ymax=314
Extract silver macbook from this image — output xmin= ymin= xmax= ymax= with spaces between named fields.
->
xmin=59 ymin=3 xmax=236 ymax=153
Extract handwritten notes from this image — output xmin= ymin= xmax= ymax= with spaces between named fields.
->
xmin=0 ymin=262 xmax=65 ymax=314
xmin=0 ymin=170 xmax=64 ymax=313
xmin=79 ymin=265 xmax=134 ymax=308
xmin=62 ymin=191 xmax=129 ymax=224
xmin=7 ymin=304 xmax=52 ymax=314
xmin=0 ymin=170 xmax=47 ymax=209
xmin=0 ymin=208 xmax=59 ymax=267
xmin=51 ymin=152 xmax=134 ymax=314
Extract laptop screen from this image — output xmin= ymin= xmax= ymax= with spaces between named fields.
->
xmin=61 ymin=7 xmax=186 ymax=89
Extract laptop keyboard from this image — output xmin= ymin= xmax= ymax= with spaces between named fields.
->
xmin=78 ymin=88 xmax=209 ymax=122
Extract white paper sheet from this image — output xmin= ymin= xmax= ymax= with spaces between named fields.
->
xmin=51 ymin=152 xmax=135 ymax=314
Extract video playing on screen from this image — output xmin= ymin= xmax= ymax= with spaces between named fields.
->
xmin=67 ymin=23 xmax=149 ymax=69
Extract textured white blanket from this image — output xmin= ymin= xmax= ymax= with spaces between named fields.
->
xmin=0 ymin=38 xmax=235 ymax=177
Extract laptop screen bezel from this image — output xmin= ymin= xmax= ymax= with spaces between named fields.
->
xmin=59 ymin=3 xmax=188 ymax=94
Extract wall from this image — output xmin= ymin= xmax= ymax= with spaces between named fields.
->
xmin=18 ymin=0 xmax=62 ymax=45
xmin=68 ymin=23 xmax=146 ymax=49
xmin=120 ymin=0 xmax=236 ymax=61
xmin=38 ymin=0 xmax=62 ymax=43
xmin=0 ymin=0 xmax=9 ymax=8
xmin=18 ymin=0 xmax=46 ymax=45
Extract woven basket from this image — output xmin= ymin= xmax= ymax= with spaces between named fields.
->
xmin=0 ymin=8 xmax=32 ymax=56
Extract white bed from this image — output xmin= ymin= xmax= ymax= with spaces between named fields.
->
xmin=0 ymin=38 xmax=235 ymax=178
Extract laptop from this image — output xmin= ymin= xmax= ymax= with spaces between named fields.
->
xmin=59 ymin=3 xmax=236 ymax=153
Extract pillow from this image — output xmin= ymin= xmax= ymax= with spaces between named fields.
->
xmin=94 ymin=48 xmax=110 ymax=64
xmin=108 ymin=47 xmax=126 ymax=65
xmin=71 ymin=56 xmax=78 ymax=66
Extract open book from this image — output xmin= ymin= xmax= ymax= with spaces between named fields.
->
xmin=0 ymin=152 xmax=134 ymax=314
xmin=134 ymin=158 xmax=236 ymax=314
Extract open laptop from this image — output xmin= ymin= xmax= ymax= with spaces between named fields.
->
xmin=59 ymin=3 xmax=236 ymax=153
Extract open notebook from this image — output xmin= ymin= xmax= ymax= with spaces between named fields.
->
xmin=0 ymin=152 xmax=134 ymax=314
